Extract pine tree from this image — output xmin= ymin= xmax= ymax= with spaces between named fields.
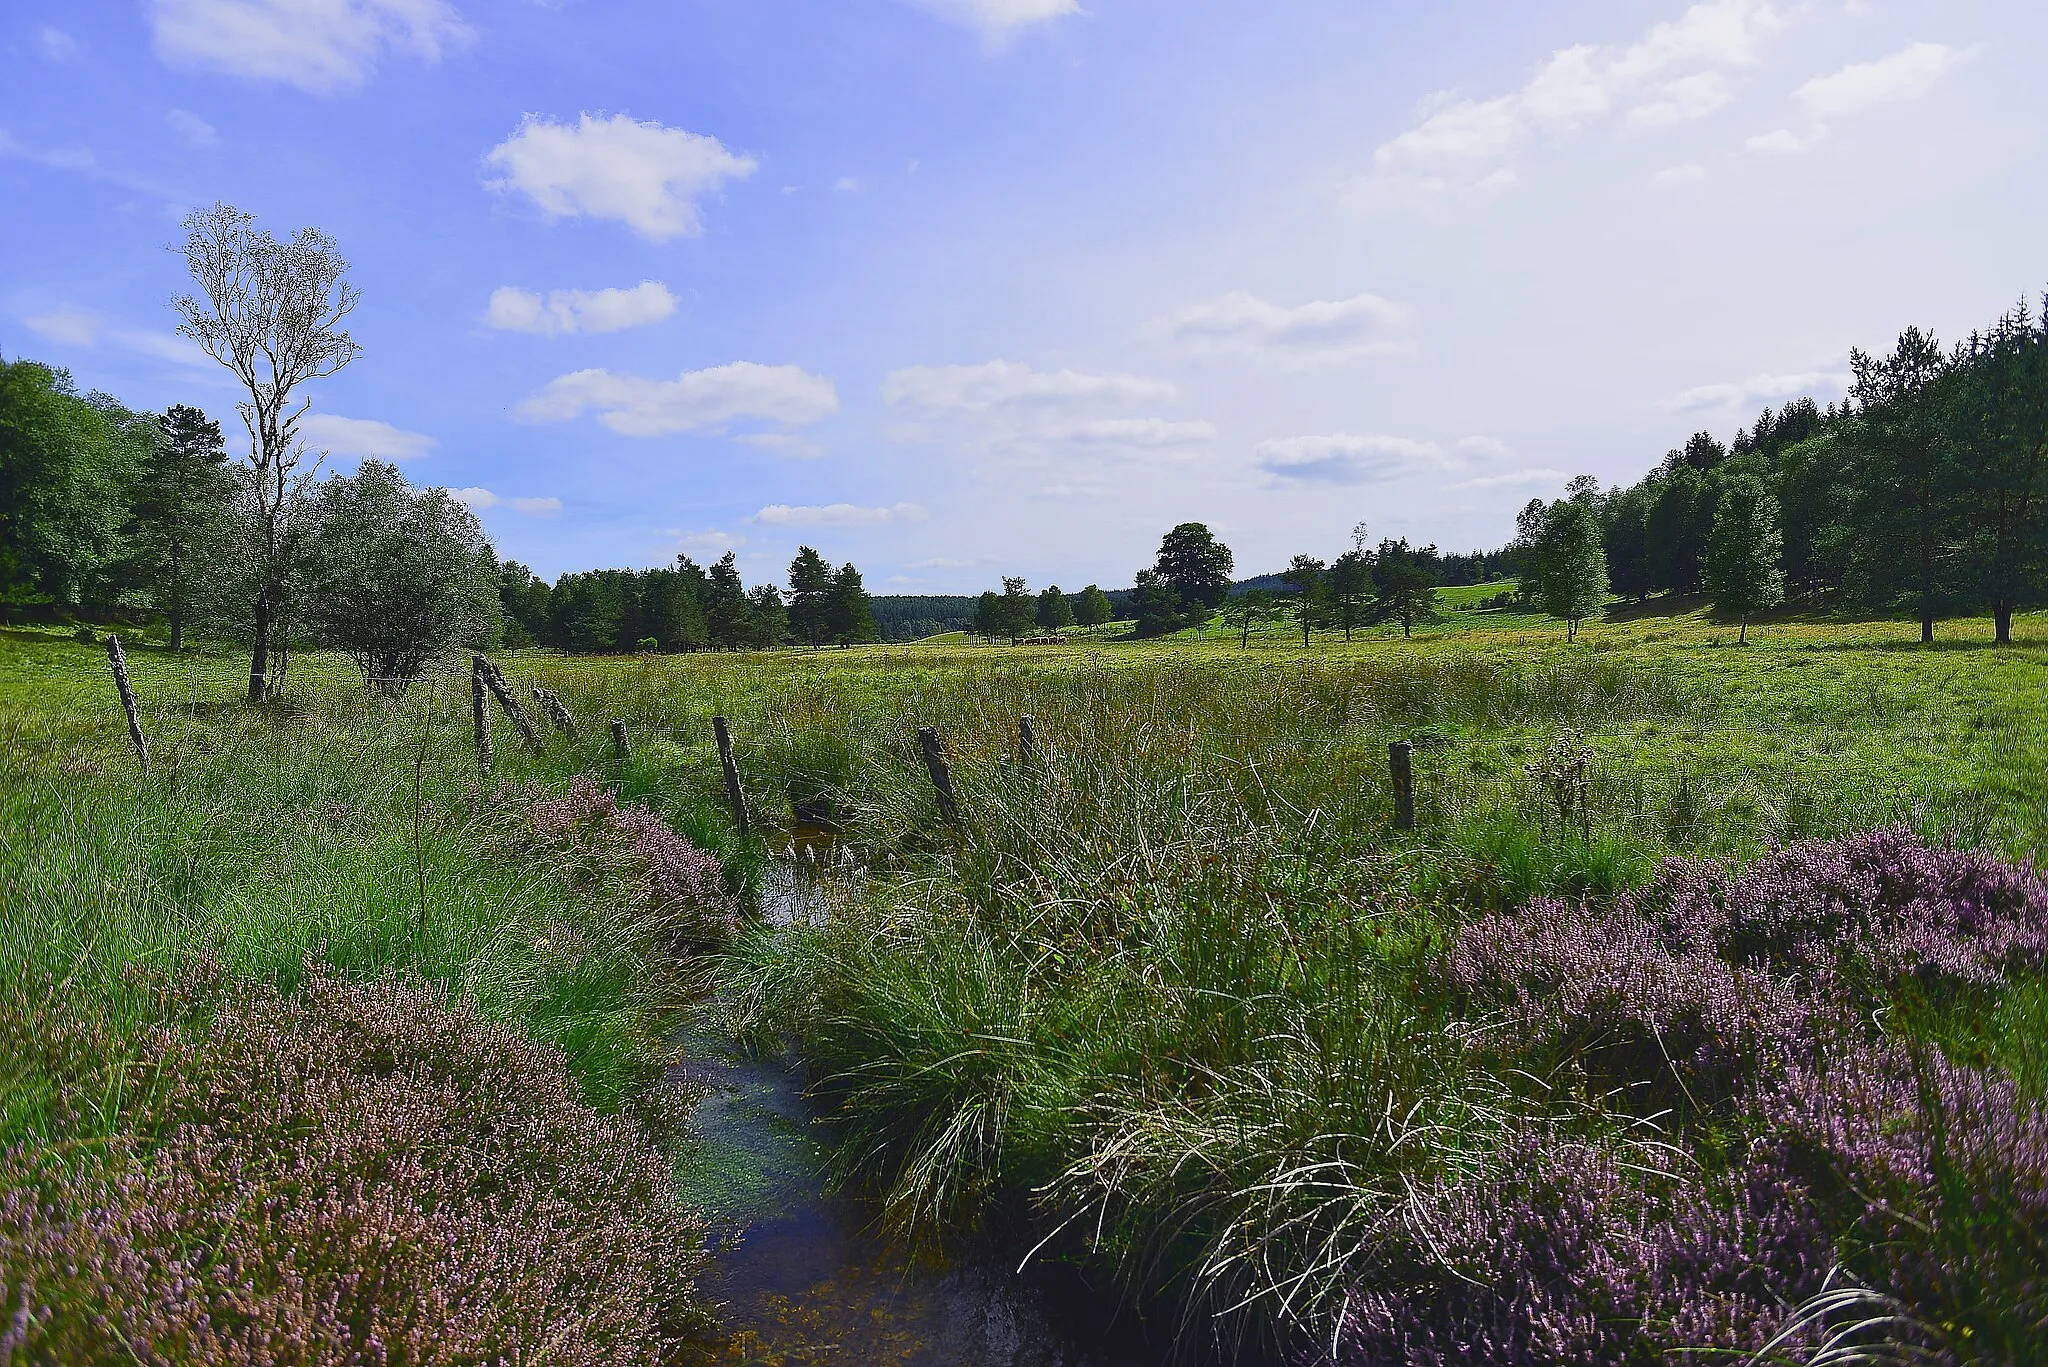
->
xmin=1280 ymin=554 xmax=1326 ymax=647
xmin=705 ymin=552 xmax=751 ymax=649
xmin=999 ymin=576 xmax=1035 ymax=642
xmin=1704 ymin=473 xmax=1784 ymax=643
xmin=1036 ymin=584 xmax=1075 ymax=631
xmin=1075 ymin=584 xmax=1113 ymax=630
xmin=787 ymin=546 xmax=833 ymax=648
xmin=1130 ymin=570 xmax=1183 ymax=638
xmin=1367 ymin=538 xmax=1442 ymax=638
xmin=825 ymin=562 xmax=876 ymax=646
xmin=1328 ymin=550 xmax=1373 ymax=640
xmin=974 ymin=590 xmax=1004 ymax=641
xmin=129 ymin=403 xmax=235 ymax=650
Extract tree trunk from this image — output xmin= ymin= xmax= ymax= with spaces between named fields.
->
xmin=1738 ymin=617 xmax=1748 ymax=645
xmin=247 ymin=594 xmax=270 ymax=704
xmin=1301 ymin=618 xmax=1310 ymax=648
xmin=169 ymin=605 xmax=184 ymax=653
xmin=1995 ymin=602 xmax=2014 ymax=645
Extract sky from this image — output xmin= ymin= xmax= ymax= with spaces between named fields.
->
xmin=4 ymin=0 xmax=2044 ymax=593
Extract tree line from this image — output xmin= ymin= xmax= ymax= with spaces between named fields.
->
xmin=1512 ymin=294 xmax=2048 ymax=644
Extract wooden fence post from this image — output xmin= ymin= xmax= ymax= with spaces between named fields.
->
xmin=471 ymin=665 xmax=493 ymax=775
xmin=1018 ymin=714 xmax=1038 ymax=768
xmin=104 ymin=635 xmax=148 ymax=770
xmin=474 ymin=655 xmax=542 ymax=752
xmin=918 ymin=725 xmax=959 ymax=825
xmin=712 ymin=716 xmax=750 ymax=838
xmin=1389 ymin=739 xmax=1415 ymax=832
xmin=610 ymin=720 xmax=630 ymax=761
xmin=532 ymin=686 xmax=578 ymax=737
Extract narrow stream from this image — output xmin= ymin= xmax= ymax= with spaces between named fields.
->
xmin=670 ymin=857 xmax=1154 ymax=1367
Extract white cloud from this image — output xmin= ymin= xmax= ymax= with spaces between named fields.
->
xmin=1651 ymin=162 xmax=1710 ymax=186
xmin=1157 ymin=290 xmax=1414 ymax=365
xmin=486 ymin=281 xmax=677 ymax=336
xmin=1450 ymin=468 xmax=1570 ymax=491
xmin=1355 ymin=0 xmax=1784 ymax=209
xmin=449 ymin=487 xmax=497 ymax=508
xmin=1745 ymin=127 xmax=1824 ymax=154
xmin=508 ymin=496 xmax=561 ymax=516
xmin=1794 ymin=42 xmax=1969 ymax=120
xmin=483 ymin=113 xmax=755 ymax=241
xmin=146 ymin=0 xmax=473 ymax=95
xmin=166 ymin=109 xmax=219 ymax=148
xmin=1255 ymin=433 xmax=1446 ymax=485
xmin=834 ymin=176 xmax=862 ymax=192
xmin=299 ymin=413 xmax=436 ymax=460
xmin=23 ymin=308 xmax=211 ymax=367
xmin=751 ymin=502 xmax=928 ymax=527
xmin=883 ymin=360 xmax=1175 ymax=411
xmin=1456 ymin=435 xmax=1512 ymax=459
xmin=1663 ymin=369 xmax=1849 ymax=412
xmin=515 ymin=361 xmax=838 ymax=436
xmin=38 ymin=26 xmax=79 ymax=60
xmin=450 ymin=487 xmax=558 ymax=515
xmin=902 ymin=0 xmax=1078 ymax=41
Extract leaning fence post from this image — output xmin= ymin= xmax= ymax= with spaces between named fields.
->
xmin=104 ymin=635 xmax=148 ymax=770
xmin=1389 ymin=739 xmax=1415 ymax=832
xmin=532 ymin=685 xmax=578 ymax=737
xmin=712 ymin=716 xmax=750 ymax=838
xmin=474 ymin=655 xmax=542 ymax=752
xmin=610 ymin=720 xmax=630 ymax=762
xmin=918 ymin=725 xmax=960 ymax=825
xmin=1018 ymin=714 xmax=1038 ymax=768
xmin=471 ymin=665 xmax=493 ymax=775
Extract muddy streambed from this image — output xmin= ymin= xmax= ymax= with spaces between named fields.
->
xmin=670 ymin=857 xmax=1154 ymax=1367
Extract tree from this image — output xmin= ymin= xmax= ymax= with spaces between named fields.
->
xmin=1075 ymin=584 xmax=1113 ymax=630
xmin=1648 ymin=465 xmax=1708 ymax=595
xmin=127 ymin=403 xmax=235 ymax=649
xmin=705 ymin=553 xmax=751 ymax=648
xmin=303 ymin=462 xmax=498 ymax=694
xmin=1129 ymin=569 xmax=1183 ymax=638
xmin=1851 ymin=327 xmax=1952 ymax=643
xmin=1154 ymin=522 xmax=1235 ymax=608
xmin=999 ymin=576 xmax=1035 ymax=642
xmin=1603 ymin=479 xmax=1657 ymax=603
xmin=1368 ymin=538 xmax=1442 ymax=638
xmin=0 ymin=359 xmax=154 ymax=613
xmin=175 ymin=202 xmax=362 ymax=702
xmin=825 ymin=562 xmax=877 ymax=646
xmin=973 ymin=590 xmax=1005 ymax=641
xmin=1948 ymin=300 xmax=2048 ymax=644
xmin=1280 ymin=554 xmax=1326 ymax=647
xmin=1328 ymin=549 xmax=1374 ymax=641
xmin=1219 ymin=588 xmax=1281 ymax=647
xmin=746 ymin=583 xmax=788 ymax=648
xmin=1532 ymin=500 xmax=1608 ymax=641
xmin=1704 ymin=473 xmax=1784 ymax=643
xmin=787 ymin=546 xmax=833 ymax=648
xmin=1036 ymin=584 xmax=1074 ymax=631
xmin=497 ymin=561 xmax=552 ymax=648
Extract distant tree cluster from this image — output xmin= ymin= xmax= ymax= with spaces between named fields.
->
xmin=1510 ymin=294 xmax=2048 ymax=643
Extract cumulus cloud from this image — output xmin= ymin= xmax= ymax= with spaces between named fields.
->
xmin=449 ymin=488 xmax=559 ymax=515
xmin=509 ymin=496 xmax=561 ymax=516
xmin=146 ymin=0 xmax=473 ymax=94
xmin=1745 ymin=126 xmax=1824 ymax=154
xmin=1664 ymin=369 xmax=1848 ymax=412
xmin=515 ymin=361 xmax=838 ymax=437
xmin=1156 ymin=290 xmax=1414 ymax=365
xmin=751 ymin=502 xmax=927 ymax=528
xmin=1794 ymin=42 xmax=1969 ymax=119
xmin=659 ymin=529 xmax=746 ymax=559
xmin=38 ymin=26 xmax=79 ymax=60
xmin=1652 ymin=162 xmax=1711 ymax=186
xmin=299 ymin=413 xmax=436 ymax=460
xmin=23 ymin=308 xmax=211 ymax=367
xmin=449 ymin=487 xmax=496 ymax=508
xmin=1256 ymin=433 xmax=1446 ymax=485
xmin=1354 ymin=0 xmax=1783 ymax=210
xmin=1450 ymin=468 xmax=1570 ymax=491
xmin=901 ymin=0 xmax=1078 ymax=41
xmin=487 ymin=281 xmax=676 ymax=336
xmin=484 ymin=113 xmax=755 ymax=241
xmin=882 ymin=359 xmax=1208 ymax=468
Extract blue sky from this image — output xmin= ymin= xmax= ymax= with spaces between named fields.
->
xmin=4 ymin=1 xmax=2044 ymax=592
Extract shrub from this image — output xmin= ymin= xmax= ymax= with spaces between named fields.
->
xmin=0 ymin=960 xmax=709 ymax=1365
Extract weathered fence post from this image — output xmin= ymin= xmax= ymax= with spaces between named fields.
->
xmin=471 ymin=664 xmax=493 ymax=775
xmin=712 ymin=716 xmax=750 ymax=838
xmin=609 ymin=720 xmax=630 ymax=761
xmin=474 ymin=655 xmax=542 ymax=752
xmin=918 ymin=725 xmax=959 ymax=825
xmin=104 ymin=635 xmax=148 ymax=770
xmin=1389 ymin=739 xmax=1415 ymax=832
xmin=532 ymin=686 xmax=578 ymax=737
xmin=1018 ymin=714 xmax=1038 ymax=768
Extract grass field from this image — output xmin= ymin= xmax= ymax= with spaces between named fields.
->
xmin=3 ymin=593 xmax=2047 ymax=1362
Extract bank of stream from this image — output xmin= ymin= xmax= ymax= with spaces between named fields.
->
xmin=671 ymin=857 xmax=1155 ymax=1366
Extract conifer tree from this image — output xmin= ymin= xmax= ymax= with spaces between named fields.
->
xmin=787 ymin=546 xmax=832 ymax=648
xmin=1037 ymin=583 xmax=1075 ymax=631
xmin=129 ymin=403 xmax=235 ymax=649
xmin=825 ymin=561 xmax=876 ymax=646
xmin=1075 ymin=584 xmax=1113 ymax=630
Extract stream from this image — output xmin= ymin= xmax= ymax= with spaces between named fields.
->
xmin=670 ymin=857 xmax=1155 ymax=1367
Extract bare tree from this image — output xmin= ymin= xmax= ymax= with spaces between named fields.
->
xmin=173 ymin=202 xmax=361 ymax=703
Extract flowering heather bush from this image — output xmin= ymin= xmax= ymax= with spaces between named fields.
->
xmin=1359 ymin=829 xmax=2048 ymax=1365
xmin=511 ymin=774 xmax=739 ymax=948
xmin=0 ymin=960 xmax=709 ymax=1365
